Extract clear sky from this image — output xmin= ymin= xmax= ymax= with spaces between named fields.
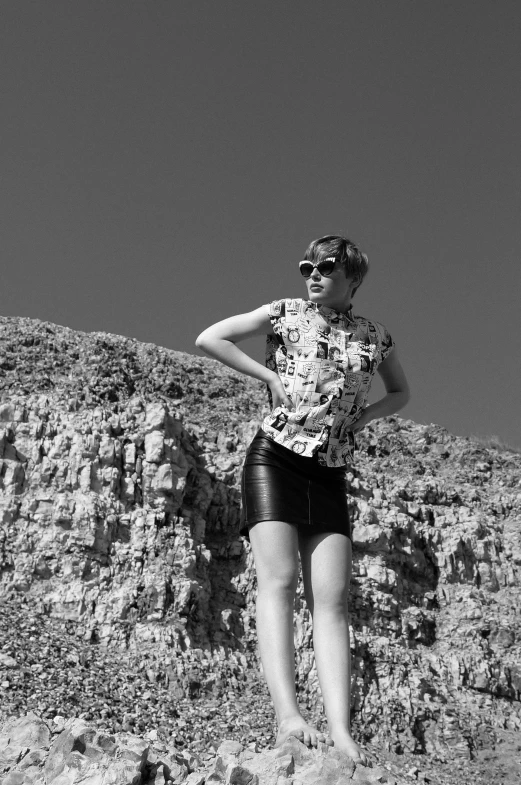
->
xmin=2 ymin=1 xmax=520 ymax=446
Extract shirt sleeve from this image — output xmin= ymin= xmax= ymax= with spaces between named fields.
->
xmin=374 ymin=321 xmax=395 ymax=365
xmin=267 ymin=299 xmax=287 ymax=336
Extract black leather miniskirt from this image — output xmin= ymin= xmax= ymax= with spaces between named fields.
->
xmin=240 ymin=429 xmax=351 ymax=540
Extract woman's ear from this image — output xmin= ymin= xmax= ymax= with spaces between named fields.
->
xmin=350 ymin=273 xmax=362 ymax=297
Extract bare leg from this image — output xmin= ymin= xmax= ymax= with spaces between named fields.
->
xmin=299 ymin=531 xmax=367 ymax=764
xmin=248 ymin=520 xmax=332 ymax=748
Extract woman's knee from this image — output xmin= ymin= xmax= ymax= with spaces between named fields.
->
xmin=256 ymin=563 xmax=299 ymax=596
xmin=308 ymin=580 xmax=349 ymax=610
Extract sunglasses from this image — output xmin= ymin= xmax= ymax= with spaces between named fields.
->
xmin=299 ymin=257 xmax=338 ymax=278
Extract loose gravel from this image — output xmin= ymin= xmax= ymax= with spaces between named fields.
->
xmin=0 ymin=593 xmax=286 ymax=760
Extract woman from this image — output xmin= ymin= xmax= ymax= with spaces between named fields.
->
xmin=196 ymin=235 xmax=410 ymax=763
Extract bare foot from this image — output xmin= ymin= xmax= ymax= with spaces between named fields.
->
xmin=275 ymin=716 xmax=334 ymax=749
xmin=329 ymin=729 xmax=367 ymax=764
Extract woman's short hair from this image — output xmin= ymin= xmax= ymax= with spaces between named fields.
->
xmin=304 ymin=235 xmax=369 ymax=294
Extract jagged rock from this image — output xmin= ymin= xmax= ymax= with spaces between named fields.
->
xmin=0 ymin=715 xmax=415 ymax=784
xmin=0 ymin=713 xmax=194 ymax=784
xmin=1 ymin=315 xmax=521 ymax=783
xmin=0 ymin=712 xmax=50 ymax=783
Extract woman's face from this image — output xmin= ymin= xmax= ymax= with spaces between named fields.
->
xmin=303 ymin=256 xmax=358 ymax=312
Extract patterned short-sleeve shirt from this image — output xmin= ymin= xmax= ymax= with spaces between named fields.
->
xmin=261 ymin=298 xmax=394 ymax=467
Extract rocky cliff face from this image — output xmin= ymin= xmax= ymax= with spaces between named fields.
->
xmin=1 ymin=315 xmax=520 ymax=770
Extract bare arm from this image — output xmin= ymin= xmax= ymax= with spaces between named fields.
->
xmin=351 ymin=349 xmax=411 ymax=432
xmin=195 ymin=306 xmax=294 ymax=410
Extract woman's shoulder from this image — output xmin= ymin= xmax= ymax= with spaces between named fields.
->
xmin=267 ymin=297 xmax=308 ymax=317
xmin=267 ymin=297 xmax=307 ymax=306
xmin=352 ymin=312 xmax=391 ymax=334
xmin=352 ymin=313 xmax=395 ymax=359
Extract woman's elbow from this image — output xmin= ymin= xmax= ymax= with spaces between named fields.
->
xmin=389 ymin=384 xmax=410 ymax=409
xmin=400 ymin=385 xmax=411 ymax=407
xmin=195 ymin=330 xmax=226 ymax=354
xmin=195 ymin=328 xmax=213 ymax=350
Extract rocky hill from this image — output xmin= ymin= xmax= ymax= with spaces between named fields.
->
xmin=0 ymin=315 xmax=520 ymax=784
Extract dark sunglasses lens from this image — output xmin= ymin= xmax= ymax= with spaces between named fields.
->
xmin=318 ymin=259 xmax=335 ymax=276
xmin=299 ymin=262 xmax=314 ymax=278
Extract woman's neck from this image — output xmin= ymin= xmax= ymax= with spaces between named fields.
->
xmin=317 ymin=298 xmax=352 ymax=315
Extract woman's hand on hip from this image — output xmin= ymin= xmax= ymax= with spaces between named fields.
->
xmin=350 ymin=407 xmax=373 ymax=433
xmin=269 ymin=376 xmax=295 ymax=411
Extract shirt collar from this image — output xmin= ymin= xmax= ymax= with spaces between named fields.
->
xmin=315 ymin=302 xmax=355 ymax=322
